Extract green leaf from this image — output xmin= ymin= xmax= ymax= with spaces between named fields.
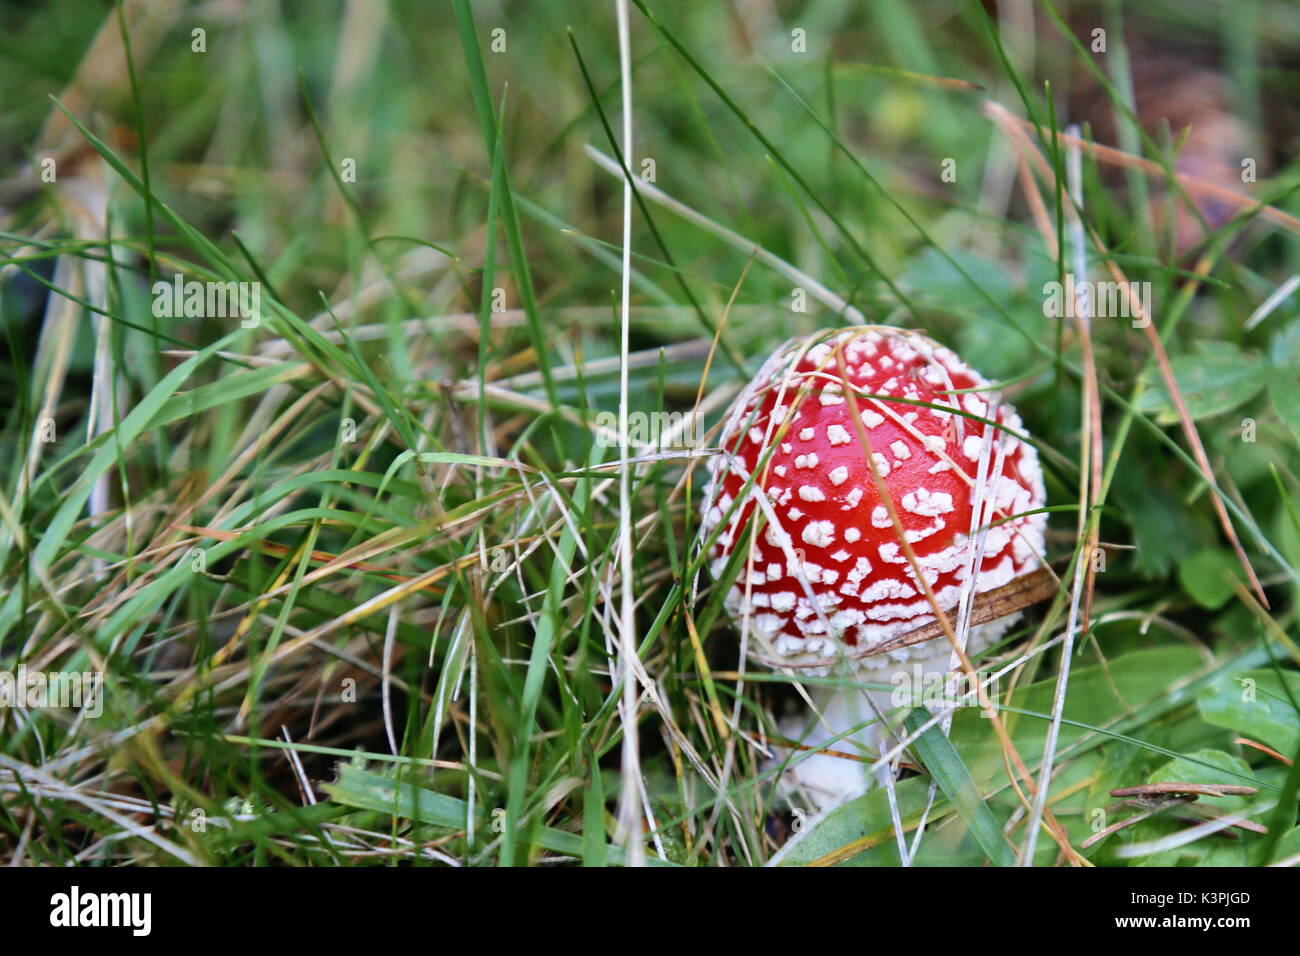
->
xmin=148 ymin=363 xmax=304 ymax=429
xmin=769 ymin=776 xmax=934 ymax=866
xmin=1135 ymin=342 xmax=1266 ymax=423
xmin=774 ymin=646 xmax=1216 ymax=866
xmin=1197 ymin=669 xmax=1300 ymax=758
xmin=902 ymin=707 xmax=1018 ymax=866
xmin=951 ymin=647 xmax=1210 ymax=775
xmin=1081 ymin=741 xmax=1152 ymax=853
xmin=1270 ymin=319 xmax=1300 ymax=367
xmin=1266 ymin=826 xmax=1300 ymax=865
xmin=1268 ymin=371 xmax=1300 ymax=445
xmin=322 ymin=764 xmax=675 ymax=866
xmin=1257 ymin=745 xmax=1300 ymax=866
xmin=1129 ymin=750 xmax=1262 ymax=866
xmin=1119 ymin=469 xmax=1197 ymax=579
xmin=1178 ymin=548 xmax=1241 ymax=610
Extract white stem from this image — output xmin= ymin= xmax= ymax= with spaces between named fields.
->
xmin=778 ymin=617 xmax=1019 ymax=813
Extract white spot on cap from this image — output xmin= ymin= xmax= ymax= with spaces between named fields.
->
xmin=844 ymin=527 xmax=861 ymax=543
xmin=846 ymin=555 xmax=873 ymax=583
xmin=807 ymin=343 xmax=832 ymax=364
xmin=788 ymin=507 xmax=803 ymax=520
xmin=830 ymin=608 xmax=864 ymax=631
xmin=799 ymin=427 xmax=815 ymax=441
xmin=794 ymin=453 xmax=819 ymax=469
xmin=859 ymin=578 xmax=918 ymax=602
xmin=844 ymin=487 xmax=864 ymax=509
xmin=770 ymin=592 xmax=796 ymax=612
xmin=904 ymin=517 xmax=945 ymax=542
xmin=798 ymin=485 xmax=825 ymax=502
xmin=801 ymin=521 xmax=835 ymax=547
xmin=764 ymin=525 xmax=791 ymax=548
xmin=901 ymin=488 xmax=955 ymax=517
xmin=862 ymin=409 xmax=884 ymax=428
xmin=890 ymin=440 xmax=911 ymax=460
xmin=878 ymin=542 xmax=908 ymax=564
xmin=963 ymin=435 xmax=987 ymax=460
xmin=829 ymin=466 xmax=849 ymax=486
xmin=826 ymin=424 xmax=851 ymax=446
xmin=871 ymin=505 xmax=891 ymax=528
xmin=830 ymin=549 xmax=850 ymax=563
xmin=871 ymin=453 xmax=891 ymax=477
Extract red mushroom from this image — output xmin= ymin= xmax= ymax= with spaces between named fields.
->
xmin=699 ymin=327 xmax=1047 ymax=807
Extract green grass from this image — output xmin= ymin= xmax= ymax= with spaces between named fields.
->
xmin=1 ymin=0 xmax=1299 ymax=866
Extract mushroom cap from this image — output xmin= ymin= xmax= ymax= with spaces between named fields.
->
xmin=700 ymin=327 xmax=1047 ymax=672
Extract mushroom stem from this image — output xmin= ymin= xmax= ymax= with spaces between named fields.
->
xmin=778 ymin=677 xmax=895 ymax=809
xmin=777 ymin=616 xmax=1020 ymax=811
